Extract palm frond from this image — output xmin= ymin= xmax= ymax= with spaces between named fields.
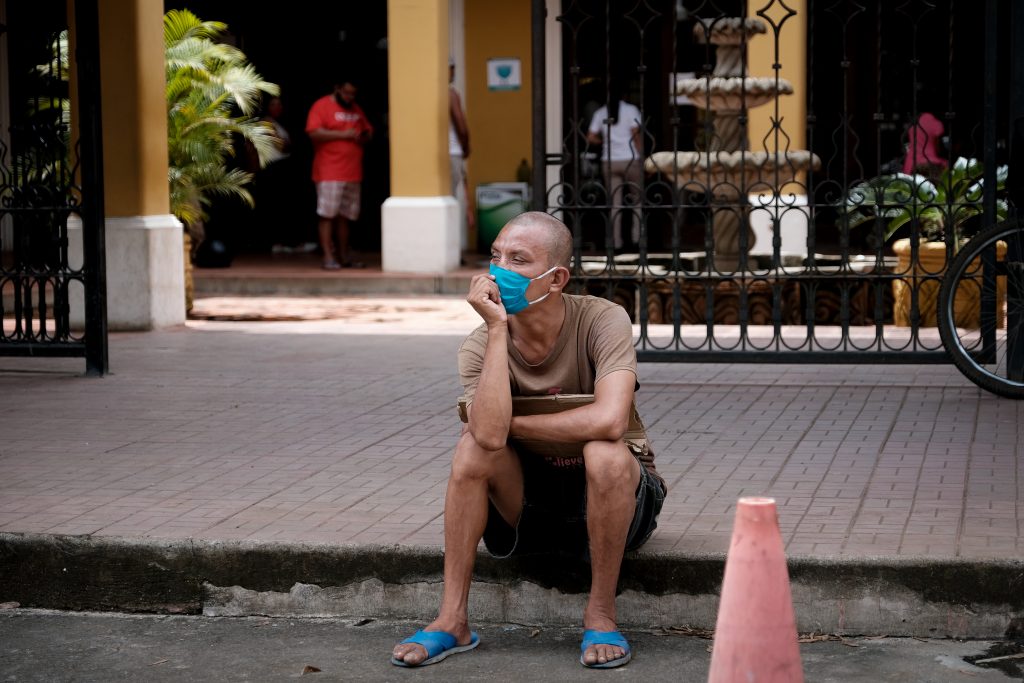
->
xmin=164 ymin=9 xmax=280 ymax=225
xmin=164 ymin=9 xmax=227 ymax=46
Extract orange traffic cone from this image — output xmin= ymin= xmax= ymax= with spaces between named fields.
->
xmin=707 ymin=497 xmax=804 ymax=683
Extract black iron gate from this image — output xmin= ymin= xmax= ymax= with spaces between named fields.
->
xmin=534 ymin=0 xmax=1019 ymax=362
xmin=0 ymin=0 xmax=107 ymax=374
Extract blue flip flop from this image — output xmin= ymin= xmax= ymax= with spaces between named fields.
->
xmin=390 ymin=629 xmax=480 ymax=667
xmin=580 ymin=629 xmax=632 ymax=669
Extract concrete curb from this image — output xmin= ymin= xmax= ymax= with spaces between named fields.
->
xmin=2 ymin=533 xmax=1021 ymax=639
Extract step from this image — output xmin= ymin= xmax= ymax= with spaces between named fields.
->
xmin=2 ymin=533 xmax=1021 ymax=639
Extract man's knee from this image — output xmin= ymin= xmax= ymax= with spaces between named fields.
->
xmin=582 ymin=440 xmax=639 ymax=491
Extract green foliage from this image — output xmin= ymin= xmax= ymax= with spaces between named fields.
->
xmin=31 ymin=29 xmax=69 ymax=126
xmin=840 ymin=158 xmax=1008 ymax=251
xmin=19 ymin=30 xmax=70 ymax=189
xmin=164 ymin=9 xmax=280 ymax=226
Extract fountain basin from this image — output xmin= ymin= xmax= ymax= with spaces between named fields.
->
xmin=645 ymin=150 xmax=821 ymax=192
xmin=675 ymin=76 xmax=792 ymax=111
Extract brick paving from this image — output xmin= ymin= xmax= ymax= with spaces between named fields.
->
xmin=1 ymin=296 xmax=1022 ymax=560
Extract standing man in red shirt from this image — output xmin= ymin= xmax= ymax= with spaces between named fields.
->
xmin=305 ymin=78 xmax=373 ymax=269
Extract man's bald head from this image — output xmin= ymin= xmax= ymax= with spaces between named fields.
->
xmin=502 ymin=211 xmax=572 ymax=269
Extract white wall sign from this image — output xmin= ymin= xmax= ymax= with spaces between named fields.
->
xmin=487 ymin=58 xmax=521 ymax=91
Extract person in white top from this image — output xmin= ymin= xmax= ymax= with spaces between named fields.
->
xmin=587 ymin=90 xmax=643 ymax=251
xmin=449 ymin=58 xmax=473 ymax=241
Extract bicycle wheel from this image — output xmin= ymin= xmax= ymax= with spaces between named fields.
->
xmin=937 ymin=219 xmax=1024 ymax=398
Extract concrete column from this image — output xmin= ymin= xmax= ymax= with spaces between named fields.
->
xmin=71 ymin=0 xmax=184 ymax=330
xmin=382 ymin=0 xmax=459 ymax=273
xmin=746 ymin=1 xmax=810 ymax=255
xmin=746 ymin=1 xmax=807 ymax=157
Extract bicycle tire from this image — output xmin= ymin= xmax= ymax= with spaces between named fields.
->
xmin=937 ymin=219 xmax=1024 ymax=399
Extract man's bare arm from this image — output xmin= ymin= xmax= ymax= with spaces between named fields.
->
xmin=509 ymin=369 xmax=635 ymax=444
xmin=308 ymin=127 xmax=361 ymax=143
xmin=464 ymin=274 xmax=512 ymax=450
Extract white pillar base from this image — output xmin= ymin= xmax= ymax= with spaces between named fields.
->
xmin=69 ymin=214 xmax=186 ymax=330
xmin=748 ymin=193 xmax=810 ymax=256
xmin=381 ymin=196 xmax=460 ymax=273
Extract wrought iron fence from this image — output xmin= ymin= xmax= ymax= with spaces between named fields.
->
xmin=0 ymin=0 xmax=106 ymax=374
xmin=536 ymin=0 xmax=1017 ymax=362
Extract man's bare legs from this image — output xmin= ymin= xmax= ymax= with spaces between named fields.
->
xmin=391 ymin=431 xmax=524 ymax=666
xmin=391 ymin=435 xmax=638 ymax=666
xmin=318 ymin=216 xmax=353 ymax=267
xmin=335 ymin=216 xmax=352 ymax=265
xmin=318 ymin=216 xmax=338 ymax=267
xmin=580 ymin=440 xmax=641 ymax=666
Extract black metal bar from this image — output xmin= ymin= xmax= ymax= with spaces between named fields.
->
xmin=530 ymin=0 xmax=546 ymax=211
xmin=73 ymin=0 xmax=107 ymax=376
xmin=978 ymin=0 xmax=1000 ymax=360
xmin=983 ymin=0 xmax=998 ymax=226
xmin=1007 ymin=1 xmax=1024 ymax=381
xmin=0 ymin=343 xmax=88 ymax=357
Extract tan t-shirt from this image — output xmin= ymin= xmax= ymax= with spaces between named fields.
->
xmin=458 ymin=294 xmax=660 ymax=482
xmin=459 ymin=294 xmax=635 ymax=401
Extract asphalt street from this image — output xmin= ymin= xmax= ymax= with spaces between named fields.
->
xmin=0 ymin=609 xmax=1020 ymax=682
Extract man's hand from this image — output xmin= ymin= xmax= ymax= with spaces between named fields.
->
xmin=467 ymin=273 xmax=506 ymax=327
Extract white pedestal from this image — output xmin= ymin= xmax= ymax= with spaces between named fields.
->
xmin=381 ymin=196 xmax=460 ymax=273
xmin=69 ymin=214 xmax=186 ymax=330
xmin=748 ymin=193 xmax=810 ymax=256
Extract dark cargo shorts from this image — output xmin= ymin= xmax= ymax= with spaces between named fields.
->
xmin=481 ymin=443 xmax=666 ymax=559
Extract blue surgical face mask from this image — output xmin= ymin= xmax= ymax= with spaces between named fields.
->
xmin=489 ymin=263 xmax=558 ymax=314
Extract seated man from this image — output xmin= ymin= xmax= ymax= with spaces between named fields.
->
xmin=390 ymin=211 xmax=666 ymax=669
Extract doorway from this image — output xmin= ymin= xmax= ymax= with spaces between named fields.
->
xmin=163 ymin=1 xmax=390 ymax=259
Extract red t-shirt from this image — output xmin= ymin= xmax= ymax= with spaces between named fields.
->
xmin=305 ymin=95 xmax=373 ymax=182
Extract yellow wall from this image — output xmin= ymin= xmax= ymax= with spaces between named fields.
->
xmin=746 ymin=1 xmax=806 ymax=156
xmin=388 ymin=0 xmax=449 ymax=197
xmin=464 ymin=0 xmax=532 ymax=197
xmin=97 ymin=0 xmax=169 ymax=217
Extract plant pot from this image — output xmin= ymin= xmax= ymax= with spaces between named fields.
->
xmin=891 ymin=238 xmax=1006 ymax=328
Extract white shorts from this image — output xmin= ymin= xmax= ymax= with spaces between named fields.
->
xmin=316 ymin=181 xmax=361 ymax=220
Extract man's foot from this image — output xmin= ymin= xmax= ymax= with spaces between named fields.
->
xmin=322 ymin=259 xmax=341 ymax=270
xmin=580 ymin=629 xmax=631 ymax=669
xmin=341 ymin=259 xmax=365 ymax=269
xmin=391 ymin=626 xmax=477 ymax=667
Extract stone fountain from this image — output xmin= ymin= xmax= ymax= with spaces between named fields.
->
xmin=645 ymin=17 xmax=820 ymax=271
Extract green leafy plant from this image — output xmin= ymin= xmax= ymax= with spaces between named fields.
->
xmin=164 ymin=9 xmax=280 ymax=229
xmin=18 ymin=29 xmax=70 ymax=189
xmin=840 ymin=157 xmax=1008 ymax=252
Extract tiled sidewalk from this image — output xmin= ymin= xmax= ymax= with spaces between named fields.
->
xmin=1 ymin=299 xmax=1021 ymax=561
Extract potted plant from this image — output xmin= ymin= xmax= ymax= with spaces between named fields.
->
xmin=164 ymin=9 xmax=281 ymax=310
xmin=840 ymin=157 xmax=1009 ymax=327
